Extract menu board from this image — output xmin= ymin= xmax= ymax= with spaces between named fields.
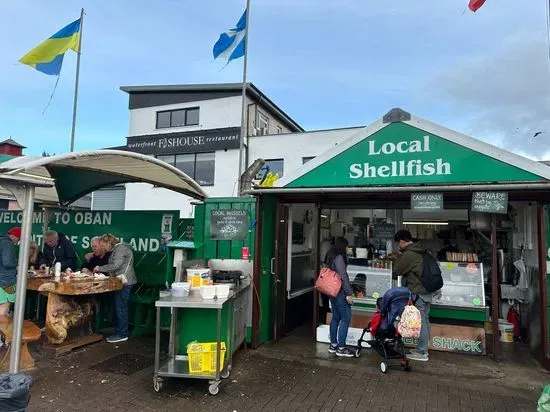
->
xmin=411 ymin=193 xmax=443 ymax=212
xmin=373 ymin=223 xmax=395 ymax=239
xmin=471 ymin=192 xmax=508 ymax=214
xmin=210 ymin=209 xmax=249 ymax=240
xmin=434 ymin=262 xmax=485 ymax=308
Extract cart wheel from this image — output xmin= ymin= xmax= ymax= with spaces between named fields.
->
xmin=354 ymin=348 xmax=361 ymax=358
xmin=404 ymin=362 xmax=412 ymax=372
xmin=209 ymin=383 xmax=220 ymax=395
xmin=153 ymin=376 xmax=164 ymax=393
xmin=221 ymin=366 xmax=232 ymax=379
xmin=380 ymin=362 xmax=388 ymax=374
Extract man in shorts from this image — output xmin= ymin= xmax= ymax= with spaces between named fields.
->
xmin=0 ymin=228 xmax=19 ymax=315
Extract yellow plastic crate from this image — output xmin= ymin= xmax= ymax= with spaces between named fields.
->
xmin=187 ymin=342 xmax=227 ymax=374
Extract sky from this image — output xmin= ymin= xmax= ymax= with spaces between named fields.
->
xmin=0 ymin=0 xmax=549 ymax=159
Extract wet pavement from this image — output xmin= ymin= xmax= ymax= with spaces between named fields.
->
xmin=18 ymin=329 xmax=549 ymax=412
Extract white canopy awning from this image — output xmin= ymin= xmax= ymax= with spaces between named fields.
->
xmin=0 ymin=150 xmax=207 ymax=205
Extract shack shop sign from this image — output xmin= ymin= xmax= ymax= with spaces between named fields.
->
xmin=285 ymin=122 xmax=545 ymax=188
xmin=126 ymin=127 xmax=240 ymax=155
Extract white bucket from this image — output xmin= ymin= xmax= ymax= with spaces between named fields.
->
xmin=186 ymin=268 xmax=211 ymax=288
xmin=498 ymin=319 xmax=514 ymax=343
xmin=200 ymin=285 xmax=216 ymax=300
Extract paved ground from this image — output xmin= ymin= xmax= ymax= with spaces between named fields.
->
xmin=17 ymin=329 xmax=549 ymax=412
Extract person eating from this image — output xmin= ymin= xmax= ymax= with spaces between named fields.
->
xmin=38 ymin=230 xmax=77 ymax=272
xmin=82 ymin=236 xmax=111 ymax=274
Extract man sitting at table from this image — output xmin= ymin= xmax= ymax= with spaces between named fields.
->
xmin=38 ymin=230 xmax=77 ymax=272
xmin=81 ymin=236 xmax=111 ymax=273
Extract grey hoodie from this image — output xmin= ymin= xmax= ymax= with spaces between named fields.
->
xmin=97 ymin=243 xmax=137 ymax=286
xmin=0 ymin=234 xmax=17 ymax=288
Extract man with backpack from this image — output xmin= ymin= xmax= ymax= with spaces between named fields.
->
xmin=392 ymin=230 xmax=443 ymax=362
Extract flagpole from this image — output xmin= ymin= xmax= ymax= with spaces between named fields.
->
xmin=237 ymin=0 xmax=251 ymax=195
xmin=70 ymin=8 xmax=84 ymax=152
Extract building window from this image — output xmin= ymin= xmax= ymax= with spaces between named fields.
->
xmin=262 ymin=159 xmax=284 ymax=178
xmin=156 ymin=152 xmax=215 ymax=186
xmin=257 ymin=111 xmax=269 ymax=131
xmin=302 ymin=156 xmax=315 ymax=164
xmin=156 ymin=107 xmax=200 ymax=129
xmin=276 ymin=126 xmax=283 ymax=134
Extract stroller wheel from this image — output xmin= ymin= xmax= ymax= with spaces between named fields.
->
xmin=380 ymin=361 xmax=388 ymax=373
xmin=354 ymin=348 xmax=361 ymax=358
xmin=404 ymin=361 xmax=412 ymax=372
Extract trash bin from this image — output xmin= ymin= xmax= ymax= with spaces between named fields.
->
xmin=0 ymin=373 xmax=34 ymax=412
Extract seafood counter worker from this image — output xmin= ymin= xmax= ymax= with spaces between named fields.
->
xmin=38 ymin=230 xmax=78 ymax=272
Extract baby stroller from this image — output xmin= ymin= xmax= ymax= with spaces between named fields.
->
xmin=356 ymin=287 xmax=413 ymax=373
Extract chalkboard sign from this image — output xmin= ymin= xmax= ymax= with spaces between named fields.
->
xmin=179 ymin=219 xmax=194 ymax=241
xmin=411 ymin=193 xmax=443 ymax=212
xmin=471 ymin=192 xmax=508 ymax=214
xmin=210 ymin=209 xmax=249 ymax=240
xmin=373 ymin=223 xmax=395 ymax=239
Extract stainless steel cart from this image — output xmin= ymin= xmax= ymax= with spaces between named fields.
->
xmin=153 ymin=284 xmax=249 ymax=395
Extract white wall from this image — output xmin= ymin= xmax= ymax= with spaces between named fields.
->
xmin=248 ymin=127 xmax=362 ymax=176
xmin=129 ymin=96 xmax=242 ymax=136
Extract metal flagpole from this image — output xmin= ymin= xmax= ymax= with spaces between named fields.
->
xmin=69 ymin=8 xmax=84 ymax=152
xmin=237 ymin=0 xmax=251 ymax=195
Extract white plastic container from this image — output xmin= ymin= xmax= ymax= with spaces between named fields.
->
xmin=171 ymin=282 xmax=190 ymax=298
xmin=159 ymin=290 xmax=172 ymax=298
xmin=186 ymin=268 xmax=211 ymax=289
xmin=498 ymin=319 xmax=514 ymax=343
xmin=200 ymin=285 xmax=216 ymax=300
xmin=215 ymin=284 xmax=231 ymax=298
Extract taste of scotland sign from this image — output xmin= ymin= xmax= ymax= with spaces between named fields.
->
xmin=125 ymin=127 xmax=240 ymax=155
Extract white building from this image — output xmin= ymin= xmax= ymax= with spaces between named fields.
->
xmin=92 ymin=83 xmax=362 ymax=216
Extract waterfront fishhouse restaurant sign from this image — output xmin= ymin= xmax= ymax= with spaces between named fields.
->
xmin=125 ymin=127 xmax=240 ymax=155
xmin=276 ymin=110 xmax=550 ymax=189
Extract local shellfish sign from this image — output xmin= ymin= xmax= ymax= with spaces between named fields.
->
xmin=349 ymin=135 xmax=451 ymax=179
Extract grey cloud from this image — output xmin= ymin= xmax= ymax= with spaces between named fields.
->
xmin=427 ymin=31 xmax=550 ymax=158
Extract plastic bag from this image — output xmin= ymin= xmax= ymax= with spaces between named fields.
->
xmin=538 ymin=385 xmax=550 ymax=411
xmin=514 ymin=259 xmax=528 ymax=291
xmin=0 ymin=373 xmax=34 ymax=411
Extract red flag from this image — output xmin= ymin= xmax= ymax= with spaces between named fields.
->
xmin=468 ymin=0 xmax=486 ymax=12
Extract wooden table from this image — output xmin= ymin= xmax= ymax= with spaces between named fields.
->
xmin=27 ymin=275 xmax=123 ymax=353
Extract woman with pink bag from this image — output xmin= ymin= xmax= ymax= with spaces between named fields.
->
xmin=324 ymin=237 xmax=354 ymax=357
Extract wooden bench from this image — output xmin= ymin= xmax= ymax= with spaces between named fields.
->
xmin=0 ymin=316 xmax=41 ymax=371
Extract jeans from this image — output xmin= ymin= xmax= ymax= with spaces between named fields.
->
xmin=113 ymin=285 xmax=132 ymax=337
xmin=329 ymin=290 xmax=352 ymax=348
xmin=415 ymin=294 xmax=432 ymax=355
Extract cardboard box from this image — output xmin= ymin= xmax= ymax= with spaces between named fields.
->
xmin=326 ymin=312 xmax=374 ymax=329
xmin=316 ymin=324 xmax=371 ymax=348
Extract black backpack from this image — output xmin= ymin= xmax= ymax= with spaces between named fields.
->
xmin=421 ymin=252 xmax=443 ymax=293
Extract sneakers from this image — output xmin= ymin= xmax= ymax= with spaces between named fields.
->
xmin=406 ymin=350 xmax=429 ymax=361
xmin=336 ymin=347 xmax=355 ymax=358
xmin=328 ymin=344 xmax=337 ymax=354
xmin=106 ymin=335 xmax=128 ymax=343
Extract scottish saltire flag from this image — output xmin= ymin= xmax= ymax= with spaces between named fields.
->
xmin=213 ymin=10 xmax=246 ymax=63
xmin=19 ymin=18 xmax=81 ymax=76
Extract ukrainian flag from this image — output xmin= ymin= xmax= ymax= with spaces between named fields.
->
xmin=19 ymin=18 xmax=81 ymax=76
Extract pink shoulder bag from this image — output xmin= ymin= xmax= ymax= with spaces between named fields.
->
xmin=315 ymin=266 xmax=342 ymax=298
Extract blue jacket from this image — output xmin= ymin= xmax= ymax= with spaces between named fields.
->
xmin=380 ymin=287 xmax=413 ymax=333
xmin=0 ymin=234 xmax=17 ymax=288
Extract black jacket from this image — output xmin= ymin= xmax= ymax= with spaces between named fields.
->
xmin=81 ymin=252 xmax=111 ymax=272
xmin=38 ymin=233 xmax=77 ymax=271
